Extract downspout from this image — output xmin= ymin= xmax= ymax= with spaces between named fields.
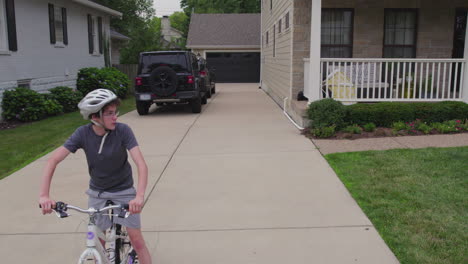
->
xmin=283 ymin=97 xmax=304 ymax=130
xmin=259 ymin=1 xmax=263 ymax=89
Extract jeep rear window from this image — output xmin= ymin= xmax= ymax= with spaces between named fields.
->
xmin=140 ymin=53 xmax=189 ymax=74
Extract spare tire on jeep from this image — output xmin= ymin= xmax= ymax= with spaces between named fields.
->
xmin=148 ymin=66 xmax=178 ymax=97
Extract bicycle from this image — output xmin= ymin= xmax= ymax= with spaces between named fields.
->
xmin=43 ymin=201 xmax=138 ymax=264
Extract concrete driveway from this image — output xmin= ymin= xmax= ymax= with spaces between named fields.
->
xmin=0 ymin=83 xmax=399 ymax=263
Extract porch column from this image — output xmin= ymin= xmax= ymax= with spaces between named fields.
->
xmin=463 ymin=14 xmax=468 ymax=103
xmin=308 ymin=0 xmax=322 ymax=103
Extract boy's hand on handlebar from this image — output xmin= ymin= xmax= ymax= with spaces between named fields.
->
xmin=39 ymin=196 xmax=56 ymax=215
xmin=128 ymin=196 xmax=144 ymax=214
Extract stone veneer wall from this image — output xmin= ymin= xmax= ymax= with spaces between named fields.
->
xmin=291 ymin=0 xmax=468 ymax=102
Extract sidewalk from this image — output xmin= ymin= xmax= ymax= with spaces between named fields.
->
xmin=312 ymin=133 xmax=468 ymax=155
xmin=0 ymin=84 xmax=399 ymax=263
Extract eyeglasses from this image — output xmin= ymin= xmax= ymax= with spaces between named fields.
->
xmin=102 ymin=111 xmax=119 ymax=118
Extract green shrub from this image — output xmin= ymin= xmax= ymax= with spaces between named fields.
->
xmin=43 ymin=98 xmax=63 ymax=116
xmin=432 ymin=122 xmax=457 ymax=134
xmin=1 ymin=88 xmax=62 ymax=122
xmin=48 ymin=86 xmax=82 ymax=113
xmin=343 ymin=124 xmax=362 ymax=134
xmin=392 ymin=121 xmax=409 ymax=131
xmin=363 ymin=123 xmax=376 ymax=132
xmin=77 ymin=67 xmax=101 ymax=96
xmin=312 ymin=125 xmax=336 ymax=138
xmin=76 ymin=67 xmax=130 ymax=99
xmin=307 ymin=99 xmax=346 ymax=129
xmin=346 ymin=101 xmax=468 ymax=127
xmin=416 ymin=123 xmax=432 ymax=134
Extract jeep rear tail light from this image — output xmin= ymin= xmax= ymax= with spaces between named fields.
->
xmin=135 ymin=77 xmax=143 ymax=86
xmin=187 ymin=75 xmax=194 ymax=84
xmin=200 ymin=70 xmax=207 ymax=77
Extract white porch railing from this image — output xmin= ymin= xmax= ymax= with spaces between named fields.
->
xmin=304 ymin=58 xmax=466 ymax=102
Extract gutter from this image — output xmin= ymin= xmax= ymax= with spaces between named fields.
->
xmin=186 ymin=45 xmax=261 ymax=49
xmin=71 ymin=0 xmax=122 ymax=18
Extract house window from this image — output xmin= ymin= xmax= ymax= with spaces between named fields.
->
xmin=285 ymin=12 xmax=290 ymax=29
xmin=0 ymin=0 xmax=8 ymax=50
xmin=273 ymin=24 xmax=276 ymax=57
xmin=0 ymin=0 xmax=17 ymax=51
xmin=321 ymin=9 xmax=354 ymax=58
xmin=88 ymin=14 xmax=103 ymax=54
xmin=48 ymin=4 xmax=68 ymax=45
xmin=278 ymin=19 xmax=282 ymax=33
xmin=383 ymin=9 xmax=417 ymax=58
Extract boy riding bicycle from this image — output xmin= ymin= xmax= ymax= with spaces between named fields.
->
xmin=39 ymin=89 xmax=152 ymax=264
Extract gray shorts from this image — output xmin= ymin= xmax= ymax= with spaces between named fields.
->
xmin=86 ymin=187 xmax=141 ymax=230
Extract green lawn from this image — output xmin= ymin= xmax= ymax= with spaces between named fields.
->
xmin=325 ymin=147 xmax=468 ymax=264
xmin=0 ymin=96 xmax=135 ymax=180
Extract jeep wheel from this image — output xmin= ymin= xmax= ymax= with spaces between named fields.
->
xmin=191 ymin=96 xmax=202 ymax=113
xmin=201 ymin=94 xmax=207 ymax=105
xmin=211 ymin=83 xmax=216 ymax=94
xmin=149 ymin=66 xmax=178 ymax=97
xmin=136 ymin=101 xmax=150 ymax=115
xmin=206 ymin=86 xmax=212 ymax=98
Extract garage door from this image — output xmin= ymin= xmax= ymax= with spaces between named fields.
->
xmin=206 ymin=52 xmax=260 ymax=83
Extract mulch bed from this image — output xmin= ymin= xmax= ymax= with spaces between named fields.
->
xmin=302 ymin=127 xmax=467 ymax=140
xmin=0 ymin=120 xmax=25 ymax=131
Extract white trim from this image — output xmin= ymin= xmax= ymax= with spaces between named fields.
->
xmin=0 ymin=0 xmax=8 ymax=51
xmin=186 ymin=45 xmax=260 ymax=49
xmin=307 ymin=0 xmax=322 ymax=102
xmin=71 ymin=0 xmax=122 ymax=18
xmin=463 ymin=13 xmax=468 ymax=103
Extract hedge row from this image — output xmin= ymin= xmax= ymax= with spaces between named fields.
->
xmin=2 ymin=67 xmax=130 ymax=122
xmin=1 ymin=87 xmax=81 ymax=122
xmin=307 ymin=99 xmax=468 ymax=128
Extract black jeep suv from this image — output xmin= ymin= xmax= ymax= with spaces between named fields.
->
xmin=134 ymin=51 xmax=209 ymax=115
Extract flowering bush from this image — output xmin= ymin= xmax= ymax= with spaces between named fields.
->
xmin=1 ymin=87 xmax=62 ymax=121
xmin=312 ymin=125 xmax=336 ymax=138
xmin=47 ymin=86 xmax=82 ymax=113
xmin=77 ymin=67 xmax=129 ymax=98
xmin=343 ymin=124 xmax=362 ymax=134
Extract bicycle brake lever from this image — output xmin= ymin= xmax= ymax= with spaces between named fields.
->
xmin=118 ymin=211 xmax=130 ymax=219
xmin=53 ymin=209 xmax=70 ymax=218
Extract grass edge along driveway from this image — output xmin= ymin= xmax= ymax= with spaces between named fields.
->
xmin=0 ymin=96 xmax=135 ymax=180
xmin=325 ymin=147 xmax=468 ymax=264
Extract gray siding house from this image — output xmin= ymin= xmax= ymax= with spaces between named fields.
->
xmin=261 ymin=0 xmax=468 ymax=127
xmin=187 ymin=13 xmax=261 ymax=83
xmin=0 ymin=0 xmax=121 ymax=116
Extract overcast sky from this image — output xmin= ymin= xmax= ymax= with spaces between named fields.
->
xmin=153 ymin=0 xmax=183 ymax=17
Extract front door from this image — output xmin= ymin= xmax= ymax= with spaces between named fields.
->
xmin=451 ymin=8 xmax=467 ymax=95
xmin=452 ymin=8 xmax=467 ymax=58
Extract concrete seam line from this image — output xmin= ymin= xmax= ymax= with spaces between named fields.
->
xmin=144 ymin=88 xmax=219 ymax=204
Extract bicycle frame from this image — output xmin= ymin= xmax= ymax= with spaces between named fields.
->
xmin=78 ymin=223 xmax=111 ymax=264
xmin=44 ymin=202 xmax=134 ymax=264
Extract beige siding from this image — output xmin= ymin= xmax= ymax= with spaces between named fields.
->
xmin=261 ymin=0 xmax=293 ymax=107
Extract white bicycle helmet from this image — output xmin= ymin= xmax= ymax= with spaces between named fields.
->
xmin=78 ymin=89 xmax=117 ymax=120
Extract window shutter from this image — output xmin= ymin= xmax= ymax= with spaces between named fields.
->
xmin=62 ymin=8 xmax=68 ymax=45
xmin=87 ymin=14 xmax=93 ymax=54
xmin=5 ymin=0 xmax=17 ymax=51
xmin=98 ymin=17 xmax=103 ymax=54
xmin=48 ymin=4 xmax=55 ymax=44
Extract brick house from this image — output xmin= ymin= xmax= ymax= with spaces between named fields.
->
xmin=261 ymin=0 xmax=468 ymax=127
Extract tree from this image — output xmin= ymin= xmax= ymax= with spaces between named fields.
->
xmin=93 ymin=0 xmax=163 ymax=64
xmin=180 ymin=0 xmax=260 ymax=14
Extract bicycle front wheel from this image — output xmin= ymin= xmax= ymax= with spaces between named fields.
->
xmin=114 ymin=224 xmax=136 ymax=264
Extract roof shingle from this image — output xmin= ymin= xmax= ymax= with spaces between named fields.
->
xmin=187 ymin=13 xmax=261 ymax=48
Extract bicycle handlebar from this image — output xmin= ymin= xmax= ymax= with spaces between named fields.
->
xmin=40 ymin=202 xmax=130 ymax=218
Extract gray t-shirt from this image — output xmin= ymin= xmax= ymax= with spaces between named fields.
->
xmin=64 ymin=123 xmax=138 ymax=192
